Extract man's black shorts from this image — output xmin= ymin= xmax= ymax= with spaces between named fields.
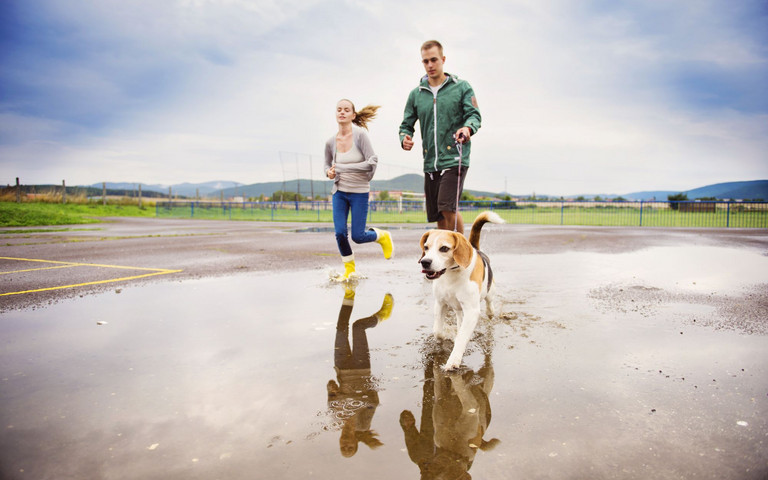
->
xmin=423 ymin=166 xmax=468 ymax=223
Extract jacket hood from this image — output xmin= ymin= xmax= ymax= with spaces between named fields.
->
xmin=419 ymin=72 xmax=459 ymax=88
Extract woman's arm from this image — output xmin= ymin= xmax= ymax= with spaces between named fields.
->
xmin=351 ymin=128 xmax=378 ymax=181
xmin=324 ymin=138 xmax=335 ymax=178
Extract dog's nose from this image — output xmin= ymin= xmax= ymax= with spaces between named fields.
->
xmin=420 ymin=259 xmax=431 ymax=269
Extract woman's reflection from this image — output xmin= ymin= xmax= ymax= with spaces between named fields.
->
xmin=327 ymin=285 xmax=394 ymax=457
xmin=400 ymin=346 xmax=499 ymax=479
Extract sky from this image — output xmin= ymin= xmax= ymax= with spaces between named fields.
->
xmin=1 ymin=0 xmax=767 ymax=196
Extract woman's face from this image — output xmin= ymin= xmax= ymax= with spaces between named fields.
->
xmin=336 ymin=100 xmax=355 ymax=125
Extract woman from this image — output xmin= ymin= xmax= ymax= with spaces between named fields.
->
xmin=327 ymin=285 xmax=393 ymax=457
xmin=325 ymin=99 xmax=394 ymax=280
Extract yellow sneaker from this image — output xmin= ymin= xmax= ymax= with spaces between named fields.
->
xmin=375 ymin=293 xmax=394 ymax=322
xmin=372 ymin=228 xmax=394 ymax=259
xmin=343 ymin=285 xmax=356 ymax=301
xmin=343 ymin=257 xmax=356 ymax=280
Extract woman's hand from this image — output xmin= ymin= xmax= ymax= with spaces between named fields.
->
xmin=327 ymin=165 xmax=336 ymax=179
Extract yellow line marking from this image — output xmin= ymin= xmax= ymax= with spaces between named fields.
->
xmin=1 ymin=257 xmax=169 ymax=271
xmin=1 ymin=257 xmax=74 ymax=265
xmin=0 ymin=257 xmax=182 ymax=297
xmin=0 ymin=264 xmax=79 ymax=275
xmin=1 ymin=271 xmax=183 ymax=296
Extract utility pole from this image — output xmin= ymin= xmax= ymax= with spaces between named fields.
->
xmin=295 ymin=156 xmax=301 ymax=200
xmin=309 ymin=154 xmax=314 ymax=201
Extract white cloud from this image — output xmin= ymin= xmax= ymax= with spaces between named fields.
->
xmin=1 ymin=0 xmax=766 ymax=195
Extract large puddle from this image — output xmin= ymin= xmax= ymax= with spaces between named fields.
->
xmin=1 ymin=245 xmax=767 ymax=479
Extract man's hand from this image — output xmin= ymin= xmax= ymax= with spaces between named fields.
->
xmin=454 ymin=127 xmax=471 ymax=144
xmin=402 ymin=134 xmax=414 ymax=151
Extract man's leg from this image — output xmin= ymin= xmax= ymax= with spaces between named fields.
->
xmin=435 ymin=166 xmax=467 ymax=233
xmin=437 ymin=210 xmax=464 ymax=233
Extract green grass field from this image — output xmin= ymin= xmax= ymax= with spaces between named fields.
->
xmin=0 ymin=202 xmax=155 ymax=227
xmin=3 ymin=201 xmax=766 ymax=228
xmin=155 ymin=202 xmax=768 ymax=228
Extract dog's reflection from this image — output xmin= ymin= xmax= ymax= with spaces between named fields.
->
xmin=327 ymin=285 xmax=394 ymax=457
xmin=400 ymin=346 xmax=499 ymax=479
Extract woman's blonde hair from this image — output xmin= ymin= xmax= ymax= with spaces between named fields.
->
xmin=339 ymin=99 xmax=380 ymax=130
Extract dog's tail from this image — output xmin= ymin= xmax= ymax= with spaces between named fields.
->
xmin=468 ymin=211 xmax=505 ymax=250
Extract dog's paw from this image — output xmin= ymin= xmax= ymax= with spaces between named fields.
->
xmin=433 ymin=328 xmax=449 ymax=340
xmin=441 ymin=359 xmax=462 ymax=372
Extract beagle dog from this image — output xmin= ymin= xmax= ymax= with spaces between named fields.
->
xmin=419 ymin=211 xmax=504 ymax=370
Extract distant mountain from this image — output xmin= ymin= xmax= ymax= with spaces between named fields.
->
xmin=685 ymin=180 xmax=768 ymax=200
xmin=371 ymin=174 xmax=500 ymax=198
xmin=623 ymin=180 xmax=768 ymax=201
xmin=372 ymin=174 xmax=423 ymax=192
xmin=215 ymin=174 xmax=502 ymax=200
xmin=218 ymin=180 xmax=332 ymax=199
xmin=170 ymin=181 xmax=243 ymax=197
xmin=616 ymin=190 xmax=674 ymax=201
xmin=214 ymin=174 xmax=423 ymax=199
xmin=88 ymin=182 xmax=166 ymax=194
xmin=89 ymin=181 xmax=243 ymax=197
xmin=84 ymin=178 xmax=767 ymax=201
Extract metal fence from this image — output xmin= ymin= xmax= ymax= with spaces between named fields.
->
xmin=156 ymin=200 xmax=768 ymax=228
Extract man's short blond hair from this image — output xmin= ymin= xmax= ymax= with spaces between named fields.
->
xmin=420 ymin=40 xmax=443 ymax=55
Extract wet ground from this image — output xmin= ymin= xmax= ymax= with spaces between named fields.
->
xmin=1 ymin=220 xmax=767 ymax=479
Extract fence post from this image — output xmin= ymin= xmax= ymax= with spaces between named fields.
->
xmin=138 ymin=184 xmax=142 ymax=208
xmin=639 ymin=200 xmax=643 ymax=227
xmin=62 ymin=180 xmax=66 ymax=204
xmin=726 ymin=202 xmax=730 ymax=228
xmin=191 ymin=202 xmax=194 ymax=218
xmin=560 ymin=201 xmax=564 ymax=225
xmin=16 ymin=177 xmax=21 ymax=203
xmin=103 ymin=182 xmax=107 ymax=206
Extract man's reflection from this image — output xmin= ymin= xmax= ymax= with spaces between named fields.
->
xmin=327 ymin=285 xmax=394 ymax=457
xmin=400 ymin=346 xmax=499 ymax=478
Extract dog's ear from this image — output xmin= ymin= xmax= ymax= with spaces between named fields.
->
xmin=452 ymin=233 xmax=473 ymax=268
xmin=418 ymin=231 xmax=431 ymax=262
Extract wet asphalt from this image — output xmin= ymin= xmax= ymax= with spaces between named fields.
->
xmin=1 ymin=218 xmax=767 ymax=479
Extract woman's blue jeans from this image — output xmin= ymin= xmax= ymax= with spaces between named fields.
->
xmin=332 ymin=191 xmax=377 ymax=257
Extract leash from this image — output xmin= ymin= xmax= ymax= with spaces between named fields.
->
xmin=453 ymin=133 xmax=464 ymax=232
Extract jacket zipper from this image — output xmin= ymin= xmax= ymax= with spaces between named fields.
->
xmin=432 ymin=94 xmax=438 ymax=172
xmin=421 ymin=76 xmax=452 ymax=172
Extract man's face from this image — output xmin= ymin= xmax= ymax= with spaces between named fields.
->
xmin=421 ymin=46 xmax=445 ymax=80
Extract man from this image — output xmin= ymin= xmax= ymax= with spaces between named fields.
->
xmin=399 ymin=40 xmax=481 ymax=233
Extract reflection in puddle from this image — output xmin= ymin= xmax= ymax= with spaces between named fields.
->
xmin=325 ymin=284 xmax=393 ymax=457
xmin=1 ymin=243 xmax=767 ymax=479
xmin=400 ymin=343 xmax=499 ymax=479
xmin=291 ymin=226 xmax=336 ymax=233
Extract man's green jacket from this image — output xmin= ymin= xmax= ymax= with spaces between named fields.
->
xmin=399 ymin=73 xmax=481 ymax=173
